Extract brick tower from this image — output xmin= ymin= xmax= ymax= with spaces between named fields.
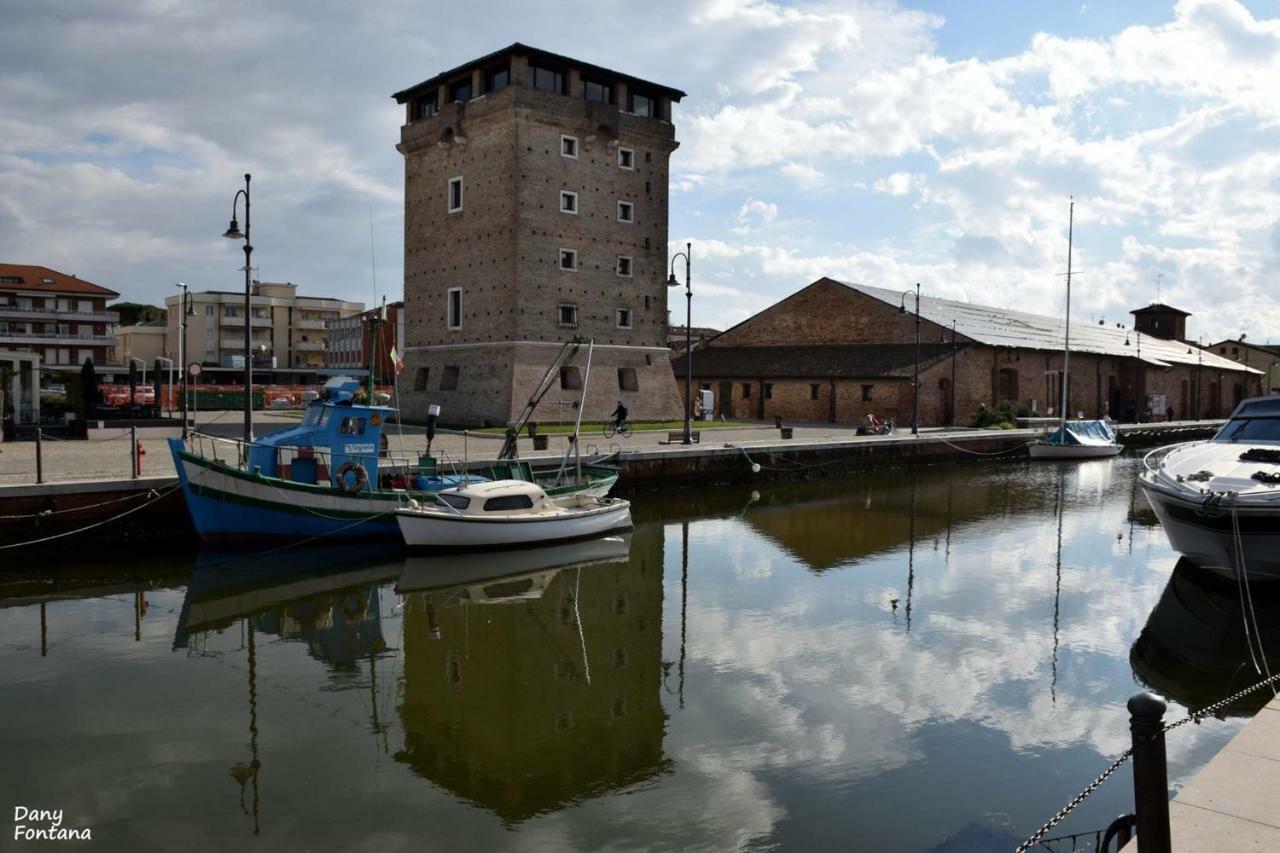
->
xmin=393 ymin=44 xmax=686 ymax=426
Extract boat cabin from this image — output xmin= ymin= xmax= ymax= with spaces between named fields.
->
xmin=246 ymin=376 xmax=396 ymax=490
xmin=1214 ymin=395 xmax=1280 ymax=445
xmin=433 ymin=480 xmax=552 ymax=515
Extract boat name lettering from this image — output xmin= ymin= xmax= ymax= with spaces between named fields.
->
xmin=343 ymin=444 xmax=375 ymax=454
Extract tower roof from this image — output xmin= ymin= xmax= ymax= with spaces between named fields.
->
xmin=392 ymin=42 xmax=687 ymax=104
xmin=1130 ymin=303 xmax=1191 ymax=317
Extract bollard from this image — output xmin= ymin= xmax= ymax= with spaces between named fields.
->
xmin=35 ymin=428 xmax=43 ymax=484
xmin=131 ymin=426 xmax=139 ymax=480
xmin=1128 ymin=692 xmax=1171 ymax=853
xmin=779 ymin=427 xmax=793 ymax=439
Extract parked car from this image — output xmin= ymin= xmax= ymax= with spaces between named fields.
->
xmin=300 ymin=390 xmax=320 ymax=403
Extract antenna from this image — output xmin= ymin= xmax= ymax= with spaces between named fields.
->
xmin=369 ymin=205 xmax=378 ymax=308
xmin=1155 ymin=272 xmax=1164 ymax=303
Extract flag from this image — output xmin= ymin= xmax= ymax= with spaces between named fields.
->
xmin=389 ymin=346 xmax=405 ymax=375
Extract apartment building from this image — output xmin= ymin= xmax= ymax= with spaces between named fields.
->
xmin=0 ymin=263 xmax=119 ymax=368
xmin=325 ymin=301 xmax=405 ymax=383
xmin=393 ymin=43 xmax=686 ymax=425
xmin=165 ymin=281 xmax=363 ymax=380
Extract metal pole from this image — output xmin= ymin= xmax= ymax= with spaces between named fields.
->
xmin=1128 ymin=692 xmax=1171 ymax=853
xmin=243 ymin=173 xmax=253 ymax=445
xmin=912 ymin=281 xmax=920 ymax=435
xmin=178 ymin=285 xmax=187 ymax=439
xmin=684 ymin=242 xmax=693 ymax=445
xmin=131 ymin=425 xmax=138 ymax=479
xmin=35 ymin=427 xmax=42 ymax=484
xmin=950 ymin=320 xmax=957 ymax=427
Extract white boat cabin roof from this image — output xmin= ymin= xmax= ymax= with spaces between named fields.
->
xmin=448 ymin=480 xmax=549 ymax=500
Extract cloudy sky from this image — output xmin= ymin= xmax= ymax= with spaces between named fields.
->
xmin=2 ymin=0 xmax=1278 ymax=343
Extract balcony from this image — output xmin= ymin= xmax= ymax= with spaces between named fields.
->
xmin=0 ymin=306 xmax=119 ymax=323
xmin=0 ymin=330 xmax=115 ymax=347
xmin=219 ymin=315 xmax=245 ymax=326
xmin=294 ymin=318 xmax=328 ymax=330
xmin=293 ymin=339 xmax=326 ymax=351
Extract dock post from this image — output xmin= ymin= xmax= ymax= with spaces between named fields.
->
xmin=1128 ymin=692 xmax=1171 ymax=853
xmin=131 ymin=426 xmax=138 ymax=480
xmin=35 ymin=427 xmax=43 ymax=484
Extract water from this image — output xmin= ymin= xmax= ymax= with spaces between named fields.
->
xmin=1 ymin=456 xmax=1270 ymax=851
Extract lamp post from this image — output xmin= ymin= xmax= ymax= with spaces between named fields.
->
xmin=898 ymin=283 xmax=921 ymax=435
xmin=222 ymin=174 xmax=253 ymax=444
xmin=176 ymin=282 xmax=191 ymax=439
xmin=949 ymin=319 xmax=957 ymax=427
xmin=1125 ymin=330 xmax=1143 ymax=421
xmin=667 ymin=242 xmax=692 ymax=445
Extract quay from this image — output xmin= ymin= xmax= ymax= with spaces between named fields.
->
xmin=0 ymin=415 xmax=1220 ymax=547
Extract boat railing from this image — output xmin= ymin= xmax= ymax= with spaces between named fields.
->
xmin=1141 ymin=441 xmax=1202 ymax=476
xmin=186 ymin=431 xmax=417 ymax=480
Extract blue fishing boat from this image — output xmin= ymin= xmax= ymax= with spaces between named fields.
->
xmin=169 ymin=377 xmax=618 ymax=545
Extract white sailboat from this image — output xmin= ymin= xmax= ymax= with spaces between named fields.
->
xmin=1029 ymin=199 xmax=1123 ymax=460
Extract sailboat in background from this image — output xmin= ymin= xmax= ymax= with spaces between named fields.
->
xmin=1030 ymin=199 xmax=1123 ymax=460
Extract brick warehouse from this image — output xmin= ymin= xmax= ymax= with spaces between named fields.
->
xmin=673 ymin=278 xmax=1262 ymax=427
xmin=393 ymin=44 xmax=685 ymax=426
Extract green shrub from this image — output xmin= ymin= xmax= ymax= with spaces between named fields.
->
xmin=972 ymin=400 xmax=1033 ymax=429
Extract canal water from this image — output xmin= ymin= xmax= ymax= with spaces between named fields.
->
xmin=1 ymin=456 xmax=1273 ymax=851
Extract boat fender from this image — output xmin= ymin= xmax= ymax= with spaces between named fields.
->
xmin=335 ymin=461 xmax=369 ymax=494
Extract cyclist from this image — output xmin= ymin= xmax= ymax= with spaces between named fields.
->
xmin=611 ymin=400 xmax=629 ymax=432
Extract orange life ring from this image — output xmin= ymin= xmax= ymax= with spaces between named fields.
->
xmin=335 ymin=461 xmax=369 ymax=494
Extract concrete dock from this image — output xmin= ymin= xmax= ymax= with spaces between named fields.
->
xmin=1125 ymin=693 xmax=1280 ymax=851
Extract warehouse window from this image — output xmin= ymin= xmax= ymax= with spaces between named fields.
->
xmin=763 ymin=383 xmax=773 ymax=399
xmin=861 ymin=384 xmax=873 ymax=401
xmin=742 ymin=383 xmax=751 ymax=398
xmin=810 ymin=384 xmax=820 ymax=400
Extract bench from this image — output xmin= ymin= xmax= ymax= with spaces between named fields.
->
xmin=662 ymin=430 xmax=701 ymax=444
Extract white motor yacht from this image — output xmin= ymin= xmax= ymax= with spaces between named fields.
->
xmin=1139 ymin=395 xmax=1280 ymax=579
xmin=394 ymin=480 xmax=632 ymax=549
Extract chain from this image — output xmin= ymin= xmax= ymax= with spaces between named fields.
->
xmin=1017 ymin=669 xmax=1280 ymax=852
xmin=1014 ymin=748 xmax=1133 ymax=852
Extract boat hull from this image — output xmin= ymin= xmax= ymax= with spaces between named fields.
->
xmin=1028 ymin=442 xmax=1123 ymax=459
xmin=1140 ymin=479 xmax=1280 ymax=579
xmin=395 ymin=502 xmax=632 ymax=549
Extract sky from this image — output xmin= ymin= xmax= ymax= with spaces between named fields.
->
xmin=2 ymin=0 xmax=1279 ymax=344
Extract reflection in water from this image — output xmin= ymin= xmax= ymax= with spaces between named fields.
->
xmin=395 ymin=524 xmax=668 ymax=823
xmin=1131 ymin=559 xmax=1280 ymax=716
xmin=0 ymin=457 xmax=1255 ymax=852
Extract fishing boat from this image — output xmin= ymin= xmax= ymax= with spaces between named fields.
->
xmin=1139 ymin=394 xmax=1280 ymax=579
xmin=1029 ymin=200 xmax=1123 ymax=460
xmin=169 ymin=376 xmax=618 ymax=544
xmin=395 ymin=480 xmax=632 ymax=549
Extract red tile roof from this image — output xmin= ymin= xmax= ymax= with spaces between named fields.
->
xmin=0 ymin=263 xmax=120 ymax=297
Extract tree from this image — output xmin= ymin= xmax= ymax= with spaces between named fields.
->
xmin=111 ymin=302 xmax=167 ymax=327
xmin=79 ymin=358 xmax=100 ymax=418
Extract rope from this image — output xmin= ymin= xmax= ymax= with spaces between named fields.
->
xmin=0 ymin=488 xmax=154 ymax=520
xmin=930 ymin=434 xmax=1035 ymax=456
xmin=1230 ymin=494 xmax=1274 ymax=693
xmin=0 ymin=485 xmax=179 ymax=550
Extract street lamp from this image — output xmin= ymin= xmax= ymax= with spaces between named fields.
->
xmin=898 ymin=282 xmax=921 ymax=435
xmin=667 ymin=241 xmax=692 ymax=445
xmin=1125 ymin=330 xmax=1143 ymax=421
xmin=222 ymin=173 xmax=253 ymax=444
xmin=175 ymin=282 xmax=192 ymax=439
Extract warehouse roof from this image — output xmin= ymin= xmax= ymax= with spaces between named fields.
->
xmin=836 ymin=280 xmax=1257 ymax=374
xmin=673 ymin=343 xmax=957 ymax=380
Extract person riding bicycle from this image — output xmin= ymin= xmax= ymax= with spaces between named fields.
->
xmin=611 ymin=401 xmax=628 ymax=431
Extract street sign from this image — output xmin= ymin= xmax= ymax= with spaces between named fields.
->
xmin=188 ymin=363 xmax=202 ymax=377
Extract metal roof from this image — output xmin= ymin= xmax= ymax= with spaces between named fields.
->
xmin=836 ymin=281 xmax=1258 ymax=374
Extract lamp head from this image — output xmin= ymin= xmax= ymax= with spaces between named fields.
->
xmin=666 ymin=272 xmax=680 ymax=287
xmin=222 ymin=218 xmax=244 ymax=240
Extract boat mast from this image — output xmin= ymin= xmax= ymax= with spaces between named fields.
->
xmin=572 ymin=340 xmax=594 ymax=485
xmin=1059 ymin=199 xmax=1073 ymax=440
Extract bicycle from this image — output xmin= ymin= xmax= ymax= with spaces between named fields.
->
xmin=603 ymin=419 xmax=633 ymax=438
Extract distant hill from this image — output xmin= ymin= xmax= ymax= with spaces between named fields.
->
xmin=112 ymin=302 xmax=167 ymax=326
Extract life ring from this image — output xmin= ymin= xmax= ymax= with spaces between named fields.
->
xmin=335 ymin=461 xmax=369 ymax=494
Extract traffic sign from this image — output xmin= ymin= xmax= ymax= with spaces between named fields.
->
xmin=188 ymin=363 xmax=202 ymax=377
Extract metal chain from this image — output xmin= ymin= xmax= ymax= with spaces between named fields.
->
xmin=1017 ymin=670 xmax=1280 ymax=852
xmin=1014 ymin=749 xmax=1133 ymax=853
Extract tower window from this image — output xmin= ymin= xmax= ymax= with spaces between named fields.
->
xmin=618 ymin=148 xmax=634 ymax=169
xmin=558 ymin=303 xmax=578 ymax=328
xmin=559 ymin=190 xmax=578 ymax=214
xmin=449 ymin=79 xmax=471 ymax=103
xmin=447 ymin=176 xmax=463 ymax=212
xmin=630 ymin=93 xmax=654 ymax=117
xmin=617 ymin=201 xmax=634 ymax=223
xmin=616 ymin=308 xmax=633 ymax=329
xmin=415 ymin=93 xmax=438 ymax=120
xmin=447 ymin=288 xmax=462 ymax=330
xmin=582 ymin=79 xmax=612 ymax=104
xmin=559 ymin=249 xmax=577 ymax=271
xmin=440 ymin=365 xmax=460 ymax=391
xmin=561 ymin=135 xmax=578 ymax=158
xmin=560 ymin=366 xmax=582 ymax=390
xmin=617 ymin=367 xmax=639 ymax=391
xmin=532 ymin=66 xmax=564 ymax=94
xmin=486 ymin=66 xmax=509 ymax=93
xmin=616 ymin=256 xmax=632 ymax=277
